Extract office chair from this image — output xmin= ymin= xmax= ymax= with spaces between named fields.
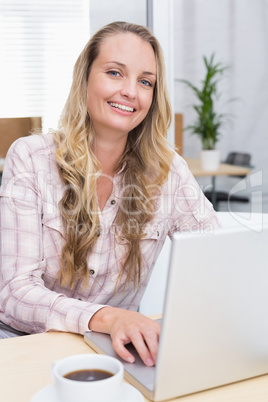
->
xmin=0 ymin=116 xmax=42 ymax=185
xmin=204 ymin=152 xmax=252 ymax=207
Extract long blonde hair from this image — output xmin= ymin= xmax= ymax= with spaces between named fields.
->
xmin=53 ymin=21 xmax=174 ymax=289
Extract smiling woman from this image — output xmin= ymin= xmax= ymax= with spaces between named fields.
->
xmin=0 ymin=21 xmax=219 ymax=367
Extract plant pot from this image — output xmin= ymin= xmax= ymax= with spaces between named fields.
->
xmin=200 ymin=149 xmax=220 ymax=171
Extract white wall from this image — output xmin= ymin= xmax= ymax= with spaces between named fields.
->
xmin=151 ymin=0 xmax=175 ymax=144
xmin=90 ymin=0 xmax=146 ymax=35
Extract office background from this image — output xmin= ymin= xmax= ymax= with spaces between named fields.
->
xmin=1 ymin=0 xmax=267 ymax=212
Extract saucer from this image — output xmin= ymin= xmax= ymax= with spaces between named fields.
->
xmin=31 ymin=382 xmax=144 ymax=402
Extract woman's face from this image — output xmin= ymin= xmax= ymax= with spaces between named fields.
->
xmin=87 ymin=32 xmax=157 ymax=140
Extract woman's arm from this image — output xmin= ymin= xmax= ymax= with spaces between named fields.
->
xmin=0 ymin=137 xmax=106 ymax=335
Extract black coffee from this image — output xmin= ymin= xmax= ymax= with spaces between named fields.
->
xmin=64 ymin=369 xmax=113 ymax=382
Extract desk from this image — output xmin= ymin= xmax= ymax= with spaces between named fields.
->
xmin=184 ymin=158 xmax=251 ymax=209
xmin=1 ymin=332 xmax=268 ymax=402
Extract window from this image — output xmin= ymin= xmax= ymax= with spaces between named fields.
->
xmin=0 ymin=0 xmax=90 ymax=132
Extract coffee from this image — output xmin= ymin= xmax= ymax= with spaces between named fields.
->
xmin=52 ymin=354 xmax=123 ymax=402
xmin=64 ymin=369 xmax=113 ymax=382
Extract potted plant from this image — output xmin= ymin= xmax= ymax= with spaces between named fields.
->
xmin=179 ymin=54 xmax=230 ymax=170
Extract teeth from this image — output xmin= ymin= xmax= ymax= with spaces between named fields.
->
xmin=109 ymin=102 xmax=134 ymax=112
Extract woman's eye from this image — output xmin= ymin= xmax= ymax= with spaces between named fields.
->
xmin=107 ymin=70 xmax=120 ymax=77
xmin=140 ymin=79 xmax=152 ymax=87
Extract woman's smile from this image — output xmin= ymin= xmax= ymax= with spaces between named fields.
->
xmin=107 ymin=101 xmax=135 ymax=113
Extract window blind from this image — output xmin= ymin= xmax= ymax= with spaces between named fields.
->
xmin=0 ymin=0 xmax=90 ymax=132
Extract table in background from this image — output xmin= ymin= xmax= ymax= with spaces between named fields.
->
xmin=0 ymin=332 xmax=268 ymax=402
xmin=184 ymin=158 xmax=252 ymax=209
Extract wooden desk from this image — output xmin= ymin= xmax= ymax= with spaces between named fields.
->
xmin=1 ymin=332 xmax=268 ymax=402
xmin=184 ymin=158 xmax=251 ymax=209
xmin=184 ymin=158 xmax=251 ymax=177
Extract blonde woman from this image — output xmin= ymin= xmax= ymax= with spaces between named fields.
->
xmin=0 ymin=22 xmax=219 ymax=365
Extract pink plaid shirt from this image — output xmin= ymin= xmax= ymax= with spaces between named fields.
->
xmin=0 ymin=134 xmax=219 ymax=335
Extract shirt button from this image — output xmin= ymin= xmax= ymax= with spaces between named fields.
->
xmin=111 ymin=199 xmax=116 ymax=205
xmin=89 ymin=269 xmax=95 ymax=275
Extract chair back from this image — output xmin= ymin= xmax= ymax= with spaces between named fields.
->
xmin=0 ymin=117 xmax=42 ymax=158
xmin=175 ymin=113 xmax=183 ymax=155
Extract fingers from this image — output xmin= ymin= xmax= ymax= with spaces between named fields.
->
xmin=111 ymin=316 xmax=160 ymax=367
xmin=131 ymin=331 xmax=158 ymax=366
xmin=143 ymin=329 xmax=159 ymax=365
xmin=88 ymin=307 xmax=161 ymax=367
xmin=112 ymin=338 xmax=136 ymax=364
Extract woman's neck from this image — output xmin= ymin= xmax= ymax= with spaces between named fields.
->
xmin=93 ymin=135 xmax=127 ymax=175
xmin=93 ymin=135 xmax=127 ymax=212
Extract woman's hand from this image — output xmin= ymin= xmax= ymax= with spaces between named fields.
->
xmin=88 ymin=307 xmax=160 ymax=366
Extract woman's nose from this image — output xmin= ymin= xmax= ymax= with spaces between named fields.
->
xmin=120 ymin=78 xmax=137 ymax=99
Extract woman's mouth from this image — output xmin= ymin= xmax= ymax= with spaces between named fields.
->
xmin=108 ymin=102 xmax=135 ymax=113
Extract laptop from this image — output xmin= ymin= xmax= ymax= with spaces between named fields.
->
xmin=84 ymin=223 xmax=268 ymax=401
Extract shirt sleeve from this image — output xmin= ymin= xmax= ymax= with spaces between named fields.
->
xmin=167 ymin=155 xmax=220 ymax=236
xmin=0 ymin=139 xmax=105 ymax=335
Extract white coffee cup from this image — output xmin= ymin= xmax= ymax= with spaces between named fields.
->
xmin=51 ymin=353 xmax=124 ymax=402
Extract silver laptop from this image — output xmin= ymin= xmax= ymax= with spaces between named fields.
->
xmin=84 ymin=224 xmax=268 ymax=401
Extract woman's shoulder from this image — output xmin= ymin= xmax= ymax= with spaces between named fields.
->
xmin=168 ymin=151 xmax=190 ymax=177
xmin=7 ymin=133 xmax=56 ymax=159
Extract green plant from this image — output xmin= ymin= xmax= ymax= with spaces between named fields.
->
xmin=180 ymin=54 xmax=229 ymax=150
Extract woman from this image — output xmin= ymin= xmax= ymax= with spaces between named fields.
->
xmin=0 ymin=22 xmax=219 ymax=366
